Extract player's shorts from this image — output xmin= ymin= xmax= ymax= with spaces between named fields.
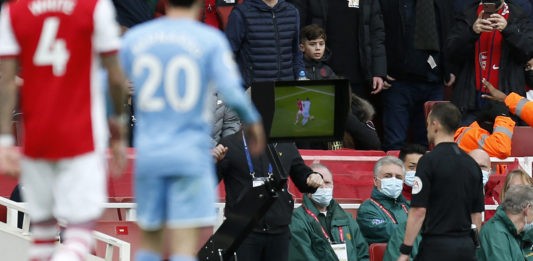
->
xmin=303 ymin=111 xmax=310 ymax=118
xmin=135 ymin=173 xmax=217 ymax=230
xmin=20 ymin=151 xmax=107 ymax=224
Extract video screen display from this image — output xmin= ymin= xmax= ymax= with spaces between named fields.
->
xmin=270 ymin=84 xmax=335 ymax=138
xmin=251 ymin=79 xmax=349 ymax=143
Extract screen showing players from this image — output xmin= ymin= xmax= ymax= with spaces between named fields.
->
xmin=270 ymin=84 xmax=335 ymax=139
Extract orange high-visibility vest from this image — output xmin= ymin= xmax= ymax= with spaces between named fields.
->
xmin=505 ymin=92 xmax=533 ymax=127
xmin=454 ymin=116 xmax=515 ymax=159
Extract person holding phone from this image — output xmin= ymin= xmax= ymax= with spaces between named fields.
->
xmin=447 ymin=0 xmax=533 ymax=126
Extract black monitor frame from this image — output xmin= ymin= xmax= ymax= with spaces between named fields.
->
xmin=251 ymin=79 xmax=350 ymax=143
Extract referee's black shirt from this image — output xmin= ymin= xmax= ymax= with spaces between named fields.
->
xmin=411 ymin=142 xmax=485 ymax=236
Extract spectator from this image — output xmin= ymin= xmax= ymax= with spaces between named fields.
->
xmin=477 ymin=185 xmax=533 ymax=261
xmin=501 ymin=169 xmax=533 ymax=202
xmin=447 ymin=0 xmax=533 ymax=125
xmin=217 ymin=130 xmax=323 ymax=261
xmin=398 ymin=144 xmax=426 ymax=202
xmin=288 ymin=163 xmax=369 ymax=261
xmin=225 ymin=0 xmax=304 ymax=88
xmin=288 ymin=0 xmax=386 ymax=98
xmin=454 ymin=101 xmax=515 ymax=159
xmin=482 ymin=78 xmax=533 ymax=127
xmin=211 ymin=93 xmax=241 ymax=146
xmin=357 ymin=156 xmax=408 ymax=244
xmin=468 ymin=149 xmax=497 ymax=221
xmin=296 ymin=24 xmax=381 ymax=150
xmin=398 ymin=102 xmax=484 ymax=261
xmin=0 ymin=0 xmax=128 ymax=260
xmin=119 ymin=1 xmax=266 ymax=260
xmin=343 ymin=94 xmax=382 ymax=150
xmin=299 ymin=24 xmax=336 ymax=80
xmin=455 ymin=0 xmax=533 ymax=24
xmin=379 ymin=0 xmax=455 ymax=151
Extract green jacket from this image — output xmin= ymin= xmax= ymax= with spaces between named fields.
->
xmin=522 ymin=226 xmax=533 ymax=260
xmin=289 ymin=196 xmax=369 ymax=261
xmin=383 ymin=222 xmax=421 ymax=261
xmin=477 ymin=207 xmax=526 ymax=261
xmin=357 ymin=188 xmax=409 ymax=244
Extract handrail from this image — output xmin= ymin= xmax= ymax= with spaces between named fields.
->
xmin=0 ymin=197 xmax=132 ymax=261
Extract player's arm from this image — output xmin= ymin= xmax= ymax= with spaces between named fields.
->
xmin=0 ymin=58 xmax=21 ymax=177
xmin=94 ymin=0 xmax=128 ymax=174
xmin=0 ymin=59 xmax=17 ymax=136
xmin=101 ymin=54 xmax=128 ymax=138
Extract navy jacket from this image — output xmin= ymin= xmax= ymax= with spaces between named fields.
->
xmin=225 ymin=0 xmax=304 ymax=87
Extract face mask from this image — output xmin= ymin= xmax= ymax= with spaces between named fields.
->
xmin=482 ymin=170 xmax=490 ymax=186
xmin=380 ymin=177 xmax=403 ymax=199
xmin=311 ymin=187 xmax=333 ymax=207
xmin=525 ymin=212 xmax=533 ymax=232
xmin=404 ymin=171 xmax=416 ymax=187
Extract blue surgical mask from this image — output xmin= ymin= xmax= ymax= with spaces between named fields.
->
xmin=380 ymin=177 xmax=403 ymax=199
xmin=311 ymin=187 xmax=333 ymax=207
xmin=525 ymin=212 xmax=533 ymax=232
xmin=404 ymin=171 xmax=416 ymax=187
xmin=482 ymin=170 xmax=490 ymax=186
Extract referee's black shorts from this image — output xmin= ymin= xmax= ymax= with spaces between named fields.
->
xmin=415 ymin=235 xmax=476 ymax=261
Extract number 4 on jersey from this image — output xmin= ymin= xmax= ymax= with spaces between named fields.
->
xmin=33 ymin=17 xmax=70 ymax=76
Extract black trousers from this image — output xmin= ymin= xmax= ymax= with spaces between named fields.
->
xmin=415 ymin=235 xmax=476 ymax=261
xmin=234 ymin=229 xmax=290 ymax=261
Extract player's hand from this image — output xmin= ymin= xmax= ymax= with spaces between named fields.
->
xmin=109 ymin=139 xmax=127 ymax=177
xmin=481 ymin=78 xmax=507 ymax=102
xmin=245 ymin=123 xmax=266 ymax=156
xmin=212 ymin=144 xmax=228 ymax=162
xmin=0 ymin=146 xmax=21 ymax=177
xmin=473 ymin=11 xmax=494 ymax=34
xmin=371 ymin=77 xmax=384 ymax=94
xmin=397 ymin=254 xmax=410 ymax=261
xmin=306 ymin=172 xmax=324 ymax=188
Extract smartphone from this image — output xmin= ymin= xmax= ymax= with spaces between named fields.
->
xmin=482 ymin=3 xmax=497 ymax=19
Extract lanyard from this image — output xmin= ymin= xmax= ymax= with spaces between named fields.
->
xmin=369 ymin=198 xmax=408 ymax=224
xmin=242 ymin=132 xmax=272 ymax=178
xmin=304 ymin=207 xmax=344 ymax=243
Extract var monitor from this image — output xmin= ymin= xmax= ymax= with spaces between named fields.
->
xmin=251 ymin=79 xmax=350 ymax=143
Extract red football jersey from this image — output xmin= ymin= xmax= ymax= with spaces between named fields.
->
xmin=0 ymin=0 xmax=120 ymax=159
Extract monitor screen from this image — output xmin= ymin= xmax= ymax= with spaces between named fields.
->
xmin=251 ymin=79 xmax=350 ymax=143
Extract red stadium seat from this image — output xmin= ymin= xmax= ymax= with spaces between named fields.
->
xmin=386 ymin=150 xmax=400 ymax=157
xmin=511 ymin=126 xmax=533 ymax=157
xmin=369 ymin=243 xmax=387 ymax=261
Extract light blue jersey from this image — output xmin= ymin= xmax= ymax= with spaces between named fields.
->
xmin=120 ymin=18 xmax=260 ymax=177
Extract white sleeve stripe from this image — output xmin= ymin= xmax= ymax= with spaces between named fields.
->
xmin=0 ymin=5 xmax=21 ymax=56
xmin=93 ymin=0 xmax=120 ymax=53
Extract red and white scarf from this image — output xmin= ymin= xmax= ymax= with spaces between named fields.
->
xmin=475 ymin=3 xmax=510 ymax=93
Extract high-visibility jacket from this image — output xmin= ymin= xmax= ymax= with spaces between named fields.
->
xmin=454 ymin=116 xmax=515 ymax=159
xmin=505 ymin=92 xmax=533 ymax=126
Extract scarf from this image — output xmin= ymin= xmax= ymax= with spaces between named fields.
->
xmin=475 ymin=2 xmax=510 ymax=93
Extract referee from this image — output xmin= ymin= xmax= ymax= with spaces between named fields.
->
xmin=398 ymin=103 xmax=484 ymax=261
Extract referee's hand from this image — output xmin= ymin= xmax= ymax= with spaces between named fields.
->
xmin=306 ymin=172 xmax=324 ymax=188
